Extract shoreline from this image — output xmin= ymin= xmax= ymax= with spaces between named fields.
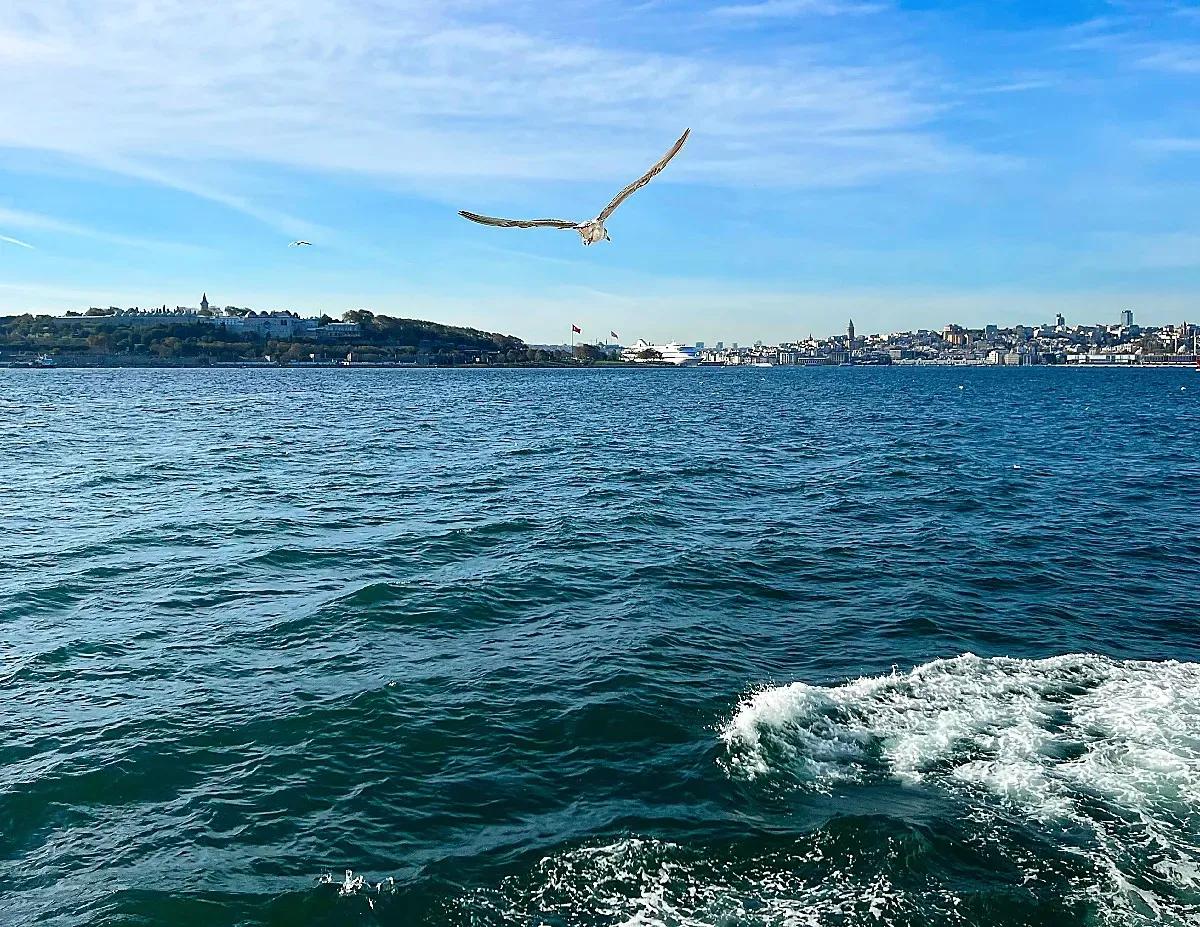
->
xmin=3 ymin=360 xmax=1196 ymax=371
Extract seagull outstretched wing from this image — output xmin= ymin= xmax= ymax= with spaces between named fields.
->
xmin=598 ymin=128 xmax=690 ymax=223
xmin=289 ymin=240 xmax=312 ymax=246
xmin=458 ymin=211 xmax=576 ymax=229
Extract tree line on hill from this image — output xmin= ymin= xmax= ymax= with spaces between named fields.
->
xmin=0 ymin=310 xmax=619 ymax=365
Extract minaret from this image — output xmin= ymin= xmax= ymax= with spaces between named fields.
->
xmin=200 ymin=293 xmax=209 ymax=313
xmin=848 ymin=318 xmax=855 ymax=348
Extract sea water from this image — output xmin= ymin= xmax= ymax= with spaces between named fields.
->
xmin=1 ymin=365 xmax=1197 ymax=925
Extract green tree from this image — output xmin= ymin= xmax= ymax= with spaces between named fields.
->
xmin=152 ymin=337 xmax=183 ymax=359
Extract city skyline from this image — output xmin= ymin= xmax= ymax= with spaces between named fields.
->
xmin=7 ymin=301 xmax=1195 ymax=368
xmin=3 ymin=1 xmax=1200 ymax=341
xmin=8 ymin=294 xmax=1189 ymax=347
xmin=15 ymin=296 xmax=1192 ymax=345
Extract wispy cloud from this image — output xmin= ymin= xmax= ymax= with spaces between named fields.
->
xmin=0 ymin=206 xmax=202 ymax=255
xmin=1141 ymin=137 xmax=1200 ymax=154
xmin=1137 ymin=42 xmax=1200 ymax=73
xmin=0 ymin=0 xmax=968 ymax=195
xmin=0 ymin=234 xmax=34 ymax=249
xmin=712 ymin=0 xmax=885 ymax=18
xmin=78 ymin=154 xmax=322 ymax=238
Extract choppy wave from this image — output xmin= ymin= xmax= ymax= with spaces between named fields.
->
xmin=720 ymin=654 xmax=1200 ymax=924
xmin=456 ymin=835 xmax=969 ymax=927
xmin=4 ymin=367 xmax=1199 ymax=927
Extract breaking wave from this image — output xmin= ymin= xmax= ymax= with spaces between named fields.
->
xmin=720 ymin=653 xmax=1200 ymax=924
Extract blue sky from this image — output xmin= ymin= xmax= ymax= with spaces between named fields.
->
xmin=2 ymin=0 xmax=1200 ymax=343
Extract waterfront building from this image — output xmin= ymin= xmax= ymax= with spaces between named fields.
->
xmin=215 ymin=311 xmax=319 ymax=339
xmin=317 ymin=321 xmax=362 ymax=339
xmin=620 ymin=339 xmax=700 ymax=365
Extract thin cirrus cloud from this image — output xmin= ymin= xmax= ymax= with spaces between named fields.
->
xmin=1137 ymin=43 xmax=1200 ymax=74
xmin=0 ymin=0 xmax=961 ymax=194
xmin=711 ymin=0 xmax=886 ymax=18
xmin=0 ymin=234 xmax=34 ymax=249
xmin=1141 ymin=137 xmax=1200 ymax=154
xmin=0 ymin=206 xmax=203 ymax=255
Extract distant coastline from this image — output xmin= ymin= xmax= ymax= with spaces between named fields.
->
xmin=3 ymin=304 xmax=1198 ymax=370
xmin=5 ymin=356 xmax=1197 ymax=371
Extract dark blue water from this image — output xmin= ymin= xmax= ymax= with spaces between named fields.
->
xmin=2 ymin=366 xmax=1198 ymax=926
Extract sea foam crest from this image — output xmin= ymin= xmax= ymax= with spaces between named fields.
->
xmin=721 ymin=653 xmax=1200 ymax=922
xmin=721 ymin=654 xmax=1200 ymax=811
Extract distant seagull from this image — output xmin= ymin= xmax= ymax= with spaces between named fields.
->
xmin=458 ymin=129 xmax=690 ymax=246
xmin=0 ymin=234 xmax=33 ymax=249
xmin=289 ymin=240 xmax=312 ymax=247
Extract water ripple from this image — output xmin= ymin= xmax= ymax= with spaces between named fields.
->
xmin=1 ymin=366 xmax=1197 ymax=926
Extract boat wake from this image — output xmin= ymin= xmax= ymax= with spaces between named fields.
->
xmin=720 ymin=653 xmax=1200 ymax=925
xmin=455 ymin=834 xmax=969 ymax=927
xmin=327 ymin=654 xmax=1200 ymax=925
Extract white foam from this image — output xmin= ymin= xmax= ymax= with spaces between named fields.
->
xmin=720 ymin=654 xmax=1200 ymax=923
xmin=461 ymin=836 xmax=964 ymax=927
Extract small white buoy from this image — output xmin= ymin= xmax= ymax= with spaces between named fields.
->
xmin=958 ymin=385 xmax=964 ymax=390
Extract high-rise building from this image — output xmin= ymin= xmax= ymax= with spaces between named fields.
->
xmin=1120 ymin=309 xmax=1134 ymax=328
xmin=848 ymin=319 xmax=855 ymax=345
xmin=1055 ymin=313 xmax=1066 ymax=329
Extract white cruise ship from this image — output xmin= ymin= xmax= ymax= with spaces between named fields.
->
xmin=620 ymin=339 xmax=700 ymax=366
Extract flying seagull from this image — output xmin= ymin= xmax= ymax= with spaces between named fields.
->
xmin=459 ymin=128 xmax=690 ymax=246
xmin=289 ymin=240 xmax=312 ymax=247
